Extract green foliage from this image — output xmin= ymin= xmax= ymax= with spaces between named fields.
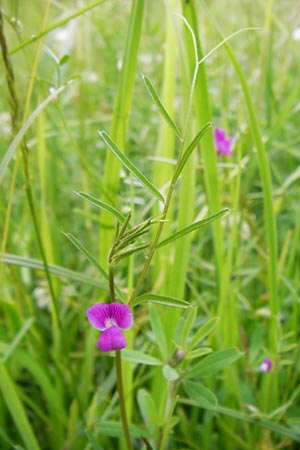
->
xmin=0 ymin=0 xmax=299 ymax=449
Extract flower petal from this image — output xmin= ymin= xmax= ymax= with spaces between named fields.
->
xmin=86 ymin=303 xmax=110 ymax=330
xmin=214 ymin=127 xmax=234 ymax=156
xmin=108 ymin=302 xmax=133 ymax=329
xmin=97 ymin=327 xmax=127 ymax=352
xmin=260 ymin=357 xmax=272 ymax=372
xmin=214 ymin=127 xmax=225 ymax=140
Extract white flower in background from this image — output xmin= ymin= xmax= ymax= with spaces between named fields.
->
xmin=82 ymin=70 xmax=99 ymax=83
xmin=0 ymin=112 xmax=12 ymax=137
xmin=51 ymin=18 xmax=78 ymax=57
xmin=292 ymin=27 xmax=300 ymax=41
xmin=33 ymin=286 xmax=50 ymax=310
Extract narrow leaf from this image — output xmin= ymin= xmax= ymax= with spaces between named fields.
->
xmin=133 ymin=293 xmax=190 ymax=308
xmin=76 ymin=191 xmax=126 ymax=223
xmin=184 ymin=347 xmax=212 ymax=361
xmin=97 ymin=420 xmax=149 ymax=439
xmin=113 ymin=242 xmax=149 ymax=262
xmin=180 ymin=307 xmax=198 ymax=347
xmin=99 ymin=131 xmax=165 ymax=203
xmin=63 ymin=233 xmax=107 ymax=277
xmin=117 ymin=350 xmax=163 ymax=366
xmin=173 ymin=122 xmax=212 ymax=182
xmin=163 ymin=365 xmax=180 ymax=381
xmin=183 ymin=380 xmax=218 ymax=409
xmin=0 ymin=363 xmax=41 ymax=450
xmin=137 ymin=389 xmax=158 ymax=435
xmin=157 ymin=208 xmax=231 ymax=249
xmin=84 ymin=429 xmax=104 ymax=450
xmin=2 ymin=318 xmax=35 ymax=363
xmin=186 ymin=348 xmax=243 ymax=378
xmin=142 ymin=74 xmax=182 ymax=139
xmin=186 ymin=317 xmax=219 ymax=352
xmin=149 ymin=306 xmax=168 ymax=360
xmin=213 ymin=405 xmax=300 ymax=442
xmin=1 ymin=252 xmax=106 ymax=289
xmin=0 ymin=84 xmax=69 ymax=184
xmin=63 ymin=233 xmax=125 ymax=301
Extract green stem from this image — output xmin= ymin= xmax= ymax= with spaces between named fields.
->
xmin=108 ymin=265 xmax=116 ymax=303
xmin=8 ymin=0 xmax=105 ymax=55
xmin=0 ymin=4 xmax=61 ymax=350
xmin=115 ymin=351 xmax=133 ymax=450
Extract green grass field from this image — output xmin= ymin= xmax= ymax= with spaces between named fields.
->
xmin=0 ymin=1 xmax=299 ymax=449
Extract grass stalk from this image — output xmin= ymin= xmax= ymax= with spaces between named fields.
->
xmin=99 ymin=0 xmax=145 ymax=265
xmin=198 ymin=0 xmax=279 ymax=410
xmin=0 ymin=1 xmax=62 ymax=352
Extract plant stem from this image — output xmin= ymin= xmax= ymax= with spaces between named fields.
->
xmin=108 ymin=264 xmax=116 ymax=302
xmin=115 ymin=350 xmax=133 ymax=450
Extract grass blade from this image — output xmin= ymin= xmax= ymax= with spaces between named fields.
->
xmin=1 ymin=253 xmax=106 ymax=289
xmin=0 ymin=362 xmax=41 ymax=450
xmin=0 ymin=84 xmax=69 ymax=184
xmin=2 ymin=318 xmax=35 ymax=363
xmin=99 ymin=131 xmax=165 ymax=204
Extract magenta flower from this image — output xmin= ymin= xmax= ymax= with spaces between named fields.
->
xmin=214 ymin=127 xmax=234 ymax=156
xmin=86 ymin=302 xmax=133 ymax=352
xmin=260 ymin=357 xmax=272 ymax=372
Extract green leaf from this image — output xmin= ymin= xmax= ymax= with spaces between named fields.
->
xmin=112 ymin=242 xmax=149 ymax=263
xmin=84 ymin=429 xmax=104 ymax=450
xmin=186 ymin=348 xmax=243 ymax=378
xmin=76 ymin=191 xmax=126 ymax=223
xmin=163 ymin=365 xmax=180 ymax=381
xmin=173 ymin=122 xmax=212 ymax=182
xmin=157 ymin=209 xmax=231 ymax=249
xmin=1 ymin=252 xmax=106 ymax=289
xmin=149 ymin=305 xmax=168 ymax=360
xmin=119 ymin=350 xmax=163 ymax=366
xmin=0 ymin=84 xmax=69 ymax=184
xmin=184 ymin=347 xmax=212 ymax=361
xmin=183 ymin=380 xmax=218 ymax=409
xmin=99 ymin=131 xmax=165 ymax=203
xmin=2 ymin=318 xmax=35 ymax=363
xmin=96 ymin=420 xmax=149 ymax=438
xmin=132 ymin=293 xmax=190 ymax=308
xmin=213 ymin=405 xmax=300 ymax=442
xmin=58 ymin=54 xmax=69 ymax=66
xmin=186 ymin=317 xmax=219 ymax=352
xmin=137 ymin=389 xmax=158 ymax=435
xmin=180 ymin=307 xmax=198 ymax=348
xmin=0 ymin=362 xmax=41 ymax=450
xmin=63 ymin=233 xmax=125 ymax=301
xmin=63 ymin=232 xmax=107 ymax=277
xmin=142 ymin=74 xmax=182 ymax=140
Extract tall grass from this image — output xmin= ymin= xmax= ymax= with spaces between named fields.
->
xmin=0 ymin=1 xmax=299 ymax=449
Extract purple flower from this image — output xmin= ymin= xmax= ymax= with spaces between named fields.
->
xmin=86 ymin=302 xmax=133 ymax=352
xmin=260 ymin=357 xmax=272 ymax=372
xmin=214 ymin=127 xmax=234 ymax=156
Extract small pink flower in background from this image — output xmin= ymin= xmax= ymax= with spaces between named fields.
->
xmin=214 ymin=127 xmax=234 ymax=156
xmin=87 ymin=302 xmax=133 ymax=352
xmin=260 ymin=357 xmax=272 ymax=372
